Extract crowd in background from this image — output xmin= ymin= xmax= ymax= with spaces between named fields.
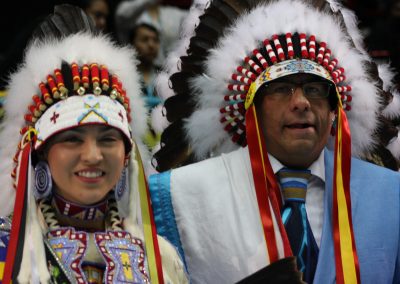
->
xmin=0 ymin=0 xmax=399 ymax=146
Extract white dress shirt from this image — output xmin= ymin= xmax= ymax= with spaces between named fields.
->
xmin=268 ymin=150 xmax=326 ymax=246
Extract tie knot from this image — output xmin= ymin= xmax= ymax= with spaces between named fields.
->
xmin=277 ymin=168 xmax=311 ymax=202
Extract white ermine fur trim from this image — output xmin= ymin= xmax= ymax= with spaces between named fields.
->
xmin=151 ymin=104 xmax=170 ymax=134
xmin=379 ymin=63 xmax=400 ymax=119
xmin=0 ymin=33 xmax=149 ymax=216
xmin=186 ymin=0 xmax=381 ymax=159
xmin=156 ymin=0 xmax=208 ymax=100
xmin=383 ymin=90 xmax=400 ymax=119
xmin=327 ymin=0 xmax=368 ymax=57
xmin=378 ymin=63 xmax=398 ymax=92
xmin=387 ymin=135 xmax=400 ymax=161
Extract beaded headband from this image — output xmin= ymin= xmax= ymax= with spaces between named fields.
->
xmin=23 ymin=62 xmax=132 ymax=149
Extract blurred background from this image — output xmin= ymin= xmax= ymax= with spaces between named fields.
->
xmin=0 ymin=0 xmax=399 ymax=122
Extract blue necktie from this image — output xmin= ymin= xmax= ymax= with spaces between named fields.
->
xmin=277 ymin=168 xmax=319 ymax=283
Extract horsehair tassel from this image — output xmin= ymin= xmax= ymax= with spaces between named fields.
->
xmin=323 ymin=49 xmax=332 ymax=67
xmin=286 ymin=33 xmax=294 ymax=59
xmin=316 ymin=42 xmax=327 ymax=64
xmin=81 ymin=64 xmax=90 ymax=88
xmin=272 ymin=35 xmax=285 ymax=61
xmin=224 ymin=93 xmax=246 ymax=102
xmin=253 ymin=49 xmax=268 ymax=69
xmin=47 ymin=75 xmax=60 ymax=99
xmin=308 ymin=35 xmax=316 ymax=60
xmin=245 ymin=56 xmax=263 ymax=74
xmin=237 ymin=66 xmax=257 ymax=80
xmin=100 ymin=65 xmax=110 ymax=91
xmin=228 ymin=84 xmax=250 ymax=92
xmin=39 ymin=82 xmax=53 ymax=105
xmin=232 ymin=74 xmax=253 ymax=84
xmin=264 ymin=39 xmax=277 ymax=64
xmin=71 ymin=62 xmax=80 ymax=90
xmin=299 ymin=33 xmax=309 ymax=58
xmin=54 ymin=68 xmax=68 ymax=99
xmin=32 ymin=95 xmax=47 ymax=111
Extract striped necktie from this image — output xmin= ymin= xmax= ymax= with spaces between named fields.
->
xmin=277 ymin=167 xmax=319 ymax=283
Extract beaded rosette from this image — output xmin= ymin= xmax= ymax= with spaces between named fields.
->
xmin=95 ymin=231 xmax=149 ymax=283
xmin=47 ymin=228 xmax=149 ymax=284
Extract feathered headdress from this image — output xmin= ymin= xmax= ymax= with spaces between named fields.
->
xmin=153 ymin=0 xmax=400 ymax=283
xmin=0 ymin=5 xmax=165 ymax=283
xmin=154 ymin=0 xmax=400 ymax=170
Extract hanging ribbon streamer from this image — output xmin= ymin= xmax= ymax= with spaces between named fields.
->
xmin=332 ymin=102 xmax=360 ymax=284
xmin=135 ymin=146 xmax=164 ymax=284
xmin=2 ymin=141 xmax=31 ymax=283
xmin=245 ymin=104 xmax=292 ymax=263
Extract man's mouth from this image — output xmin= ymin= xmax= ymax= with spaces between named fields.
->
xmin=286 ymin=123 xmax=313 ymax=129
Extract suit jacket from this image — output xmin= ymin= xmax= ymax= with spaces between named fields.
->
xmin=149 ymin=147 xmax=400 ymax=284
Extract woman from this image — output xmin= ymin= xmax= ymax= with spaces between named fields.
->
xmin=0 ymin=5 xmax=187 ymax=284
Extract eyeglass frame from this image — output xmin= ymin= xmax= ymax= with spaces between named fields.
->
xmin=260 ymin=80 xmax=335 ymax=100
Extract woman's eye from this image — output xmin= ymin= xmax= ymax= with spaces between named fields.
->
xmin=100 ymin=136 xmax=118 ymax=142
xmin=63 ymin=136 xmax=82 ymax=143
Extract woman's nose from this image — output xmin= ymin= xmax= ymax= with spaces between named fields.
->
xmin=81 ymin=139 xmax=103 ymax=164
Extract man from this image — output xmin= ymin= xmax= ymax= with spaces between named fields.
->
xmin=130 ymin=23 xmax=163 ymax=149
xmin=82 ymin=0 xmax=110 ymax=32
xmin=149 ymin=0 xmax=400 ymax=283
xmin=130 ymin=23 xmax=161 ymax=110
xmin=115 ymin=0 xmax=188 ymax=66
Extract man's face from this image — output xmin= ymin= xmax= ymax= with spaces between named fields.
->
xmin=256 ymin=73 xmax=335 ymax=168
xmin=85 ymin=0 xmax=109 ymax=31
xmin=132 ymin=26 xmax=160 ymax=65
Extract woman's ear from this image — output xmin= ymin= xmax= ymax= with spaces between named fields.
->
xmin=33 ymin=147 xmax=49 ymax=166
xmin=124 ymin=154 xmax=131 ymax=167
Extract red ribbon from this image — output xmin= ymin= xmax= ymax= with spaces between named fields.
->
xmin=3 ymin=143 xmax=31 ymax=283
xmin=332 ymin=108 xmax=360 ymax=284
xmin=245 ymin=105 xmax=292 ymax=262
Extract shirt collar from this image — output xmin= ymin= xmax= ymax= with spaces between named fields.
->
xmin=268 ymin=148 xmax=326 ymax=182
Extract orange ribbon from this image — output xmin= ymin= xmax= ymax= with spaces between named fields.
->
xmin=3 ymin=143 xmax=31 ymax=283
xmin=245 ymin=105 xmax=292 ymax=262
xmin=332 ymin=106 xmax=360 ymax=284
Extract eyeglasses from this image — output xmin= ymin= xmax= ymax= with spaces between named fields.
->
xmin=263 ymin=81 xmax=334 ymax=99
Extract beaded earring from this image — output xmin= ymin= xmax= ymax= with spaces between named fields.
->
xmin=34 ymin=161 xmax=53 ymax=199
xmin=114 ymin=168 xmax=128 ymax=201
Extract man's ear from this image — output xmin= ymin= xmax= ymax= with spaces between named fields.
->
xmin=330 ymin=112 xmax=336 ymax=125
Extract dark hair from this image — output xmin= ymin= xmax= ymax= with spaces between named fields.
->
xmin=129 ymin=23 xmax=159 ymax=43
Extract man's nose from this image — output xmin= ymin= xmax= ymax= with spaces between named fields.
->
xmin=289 ymin=87 xmax=311 ymax=112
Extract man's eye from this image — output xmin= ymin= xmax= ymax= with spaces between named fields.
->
xmin=271 ymin=85 xmax=292 ymax=94
xmin=305 ymin=86 xmax=320 ymax=93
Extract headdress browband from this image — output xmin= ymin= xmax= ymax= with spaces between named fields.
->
xmin=23 ymin=62 xmax=131 ymax=127
xmin=221 ymin=32 xmax=352 ymax=146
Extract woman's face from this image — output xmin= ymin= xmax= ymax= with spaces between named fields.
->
xmin=46 ymin=124 xmax=126 ymax=205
